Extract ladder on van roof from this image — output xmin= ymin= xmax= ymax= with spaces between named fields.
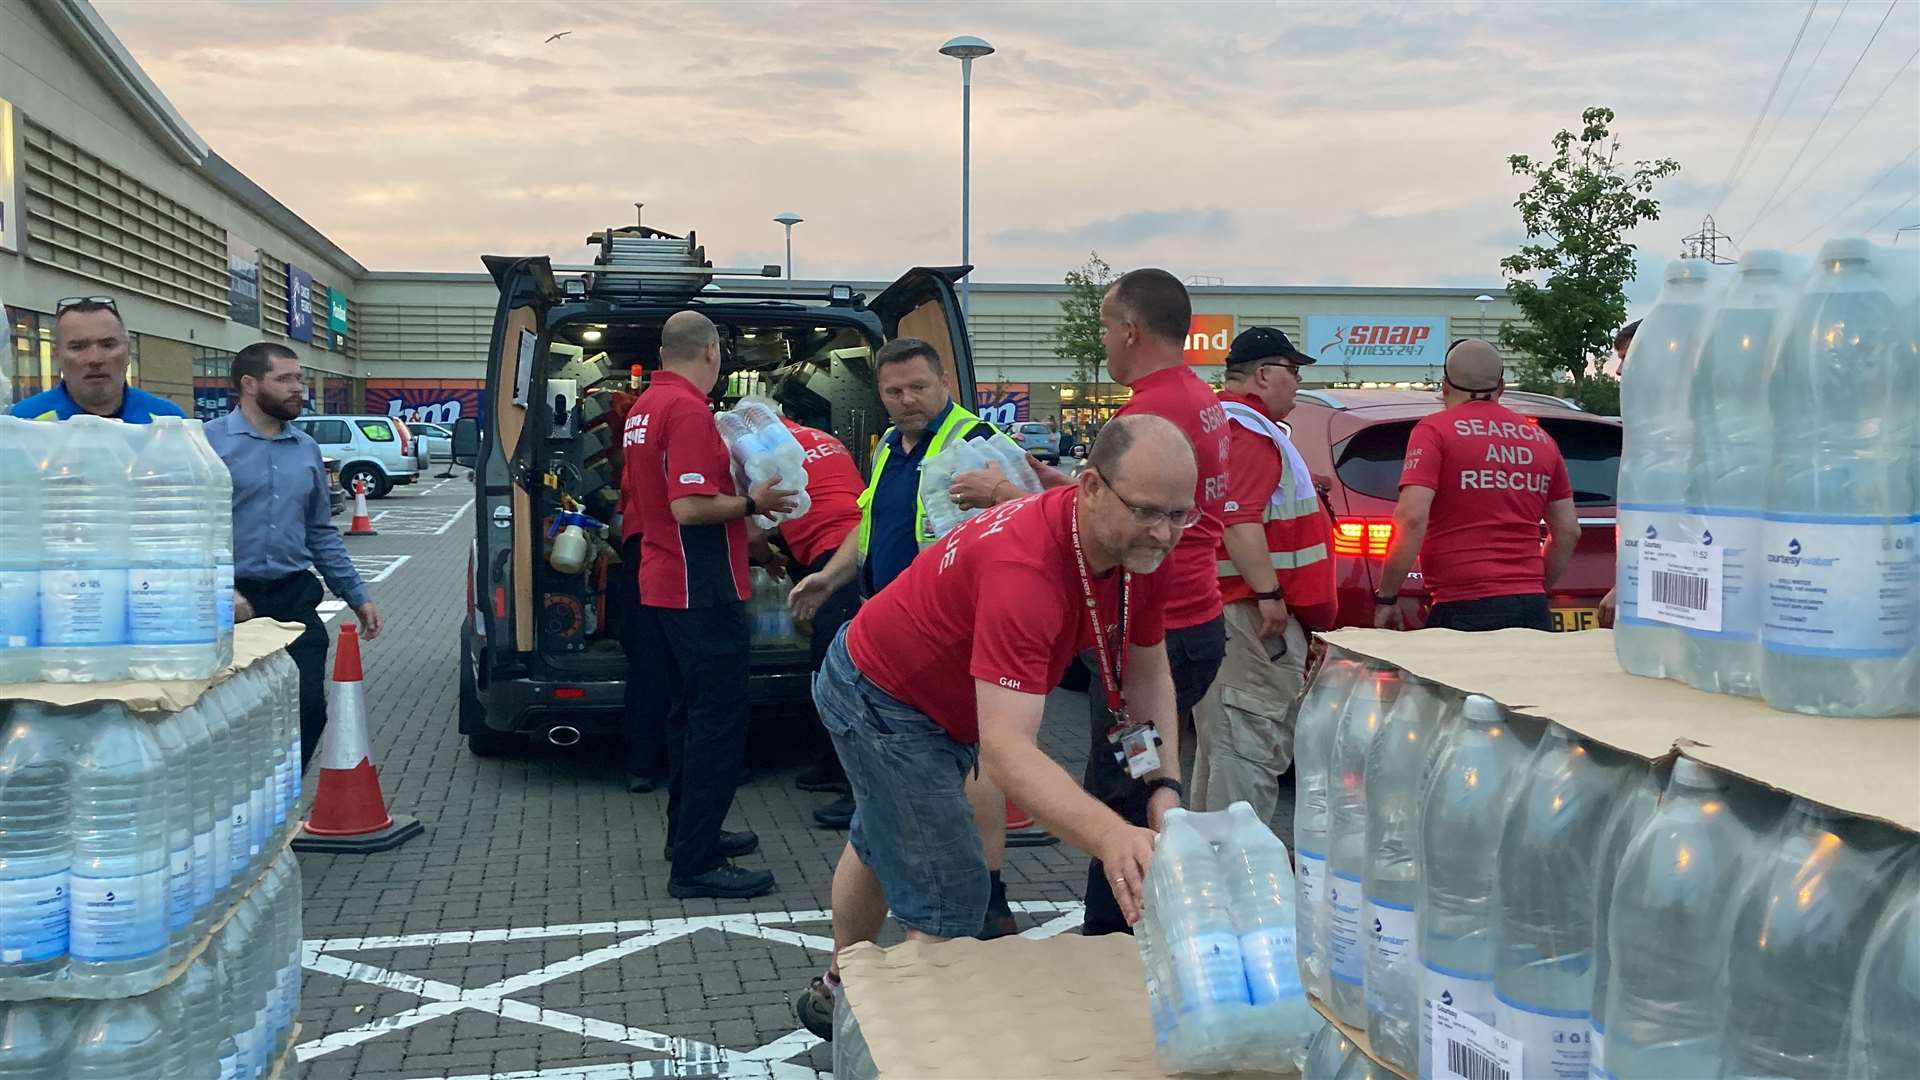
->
xmin=579 ymin=227 xmax=780 ymax=301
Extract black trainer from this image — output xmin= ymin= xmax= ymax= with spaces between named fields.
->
xmin=812 ymin=793 xmax=855 ymax=829
xmin=977 ymin=893 xmax=1017 ymax=940
xmin=626 ymin=772 xmax=664 ymax=794
xmin=794 ymin=976 xmax=836 ymax=1040
xmin=668 ymin=862 xmax=777 ymax=899
xmin=664 ymin=829 xmax=760 ymax=862
xmin=795 ymin=759 xmax=850 ymax=794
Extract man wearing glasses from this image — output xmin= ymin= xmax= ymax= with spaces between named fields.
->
xmin=1190 ymin=328 xmax=1337 ymax=821
xmin=10 ymin=297 xmax=185 ymax=422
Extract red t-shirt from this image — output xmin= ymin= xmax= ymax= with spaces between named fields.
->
xmin=1117 ymin=365 xmax=1228 ymax=629
xmin=1399 ymin=399 xmax=1573 ymax=604
xmin=778 ymin=419 xmax=864 ymax=567
xmin=620 ymin=370 xmax=750 ymax=608
xmin=846 ymin=486 xmax=1166 ymax=744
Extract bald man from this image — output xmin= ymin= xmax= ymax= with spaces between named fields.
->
xmin=620 ymin=310 xmax=796 ymax=898
xmin=1374 ymin=339 xmax=1581 ymax=632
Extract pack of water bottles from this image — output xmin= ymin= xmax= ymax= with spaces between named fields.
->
xmin=0 ymin=848 xmax=302 ymax=1079
xmin=747 ymin=567 xmax=800 ymax=647
xmin=1291 ymin=648 xmax=1919 ymax=1080
xmin=714 ymin=398 xmax=812 ymax=529
xmin=0 ymin=413 xmax=237 ymax=685
xmin=1135 ymin=803 xmax=1320 ymax=1074
xmin=0 ymin=651 xmax=301 ymax=1001
xmin=1615 ymin=237 xmax=1920 ymax=717
xmin=917 ymin=432 xmax=1043 ymax=538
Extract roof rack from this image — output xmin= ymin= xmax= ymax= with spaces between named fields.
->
xmin=557 ymin=227 xmax=780 ymax=301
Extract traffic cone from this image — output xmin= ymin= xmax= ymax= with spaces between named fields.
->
xmin=1005 ymin=797 xmax=1057 ymax=848
xmin=346 ymin=477 xmax=377 ymax=536
xmin=292 ymin=625 xmax=425 ymax=853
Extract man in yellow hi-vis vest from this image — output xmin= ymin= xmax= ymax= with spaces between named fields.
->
xmin=787 ymin=336 xmax=1020 ymax=937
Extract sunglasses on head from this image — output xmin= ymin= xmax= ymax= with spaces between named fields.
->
xmin=55 ymin=296 xmax=119 ymax=314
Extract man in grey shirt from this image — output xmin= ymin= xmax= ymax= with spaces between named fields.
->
xmin=206 ymin=342 xmax=384 ymax=771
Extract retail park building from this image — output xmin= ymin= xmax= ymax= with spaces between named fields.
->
xmin=3 ymin=0 xmax=1523 ymax=428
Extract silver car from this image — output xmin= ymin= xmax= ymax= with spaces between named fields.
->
xmin=289 ymin=414 xmax=428 ymax=498
xmin=1010 ymin=420 xmax=1059 ymax=464
xmin=406 ymin=420 xmax=454 ymax=461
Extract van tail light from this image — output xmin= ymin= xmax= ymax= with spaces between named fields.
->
xmin=467 ymin=547 xmax=476 ymax=617
xmin=1332 ymin=517 xmax=1395 ymax=559
xmin=553 ymin=687 xmax=587 ymax=700
xmin=494 ymin=586 xmax=507 ymax=619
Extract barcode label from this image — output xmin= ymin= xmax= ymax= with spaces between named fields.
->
xmin=1650 ymin=569 xmax=1709 ymax=610
xmin=1447 ymin=1039 xmax=1510 ymax=1080
xmin=1638 ymin=538 xmax=1724 ymax=632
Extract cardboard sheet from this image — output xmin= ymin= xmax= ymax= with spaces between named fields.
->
xmin=0 ymin=619 xmax=305 ymax=714
xmin=838 ymin=935 xmax=1283 ymax=1079
xmin=1319 ymin=628 xmax=1920 ymax=834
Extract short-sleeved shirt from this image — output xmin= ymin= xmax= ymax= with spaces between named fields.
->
xmin=1116 ymin=365 xmax=1228 ymax=630
xmin=863 ymin=399 xmax=994 ymax=595
xmin=10 ymin=381 xmax=184 ymax=423
xmin=1399 ymin=399 xmax=1573 ymax=604
xmin=846 ymin=486 xmax=1166 ymax=744
xmin=778 ymin=420 xmax=864 ymax=567
xmin=619 ymin=369 xmax=749 ymax=608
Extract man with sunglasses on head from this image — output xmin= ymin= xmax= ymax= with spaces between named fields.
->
xmin=11 ymin=297 xmax=184 ymax=422
xmin=1374 ymin=338 xmax=1580 ymax=632
xmin=1190 ymin=328 xmax=1336 ymax=821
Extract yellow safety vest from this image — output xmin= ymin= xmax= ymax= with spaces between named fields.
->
xmin=855 ymin=402 xmax=993 ymax=557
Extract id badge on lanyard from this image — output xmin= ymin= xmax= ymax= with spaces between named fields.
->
xmin=1072 ymin=513 xmax=1161 ymax=779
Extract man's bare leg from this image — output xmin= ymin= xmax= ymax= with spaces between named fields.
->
xmin=828 ymin=841 xmax=888 ymax=979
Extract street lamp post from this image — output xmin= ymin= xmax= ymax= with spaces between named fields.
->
xmin=940 ymin=35 xmax=994 ymax=323
xmin=1475 ymin=293 xmax=1494 ymax=331
xmin=774 ymin=212 xmax=803 ymax=291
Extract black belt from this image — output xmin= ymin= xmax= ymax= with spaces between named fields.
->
xmin=236 ymin=570 xmax=313 ymax=591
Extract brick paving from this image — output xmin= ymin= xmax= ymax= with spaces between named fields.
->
xmin=292 ymin=477 xmax=1294 ymax=1079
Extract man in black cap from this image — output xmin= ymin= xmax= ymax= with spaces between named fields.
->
xmin=1191 ymin=328 xmax=1338 ymax=818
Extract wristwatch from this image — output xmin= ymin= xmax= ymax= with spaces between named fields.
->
xmin=1249 ymin=587 xmax=1284 ymax=601
xmin=1145 ymin=777 xmax=1185 ymax=801
xmin=742 ymin=495 xmax=758 ymax=518
xmin=1373 ymin=591 xmax=1398 ymax=606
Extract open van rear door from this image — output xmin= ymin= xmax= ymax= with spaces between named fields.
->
xmin=870 ymin=266 xmax=977 ymax=405
xmin=475 ymin=255 xmax=559 ymax=659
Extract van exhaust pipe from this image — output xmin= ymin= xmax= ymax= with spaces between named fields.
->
xmin=545 ymin=724 xmax=582 ymax=747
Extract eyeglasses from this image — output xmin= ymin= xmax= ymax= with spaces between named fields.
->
xmin=55 ymin=296 xmax=119 ymax=314
xmin=1099 ymin=472 xmax=1202 ymax=530
xmin=1261 ymin=361 xmax=1302 ymax=376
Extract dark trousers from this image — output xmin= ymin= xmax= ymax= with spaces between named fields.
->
xmin=1082 ymin=614 xmax=1227 ymax=936
xmin=617 ymin=539 xmax=668 ymax=780
xmin=1427 ymin=592 xmax=1552 ymax=632
xmin=629 ymin=599 xmax=751 ymax=879
xmin=236 ymin=572 xmax=329 ymax=774
xmin=802 ymin=551 xmax=861 ymax=675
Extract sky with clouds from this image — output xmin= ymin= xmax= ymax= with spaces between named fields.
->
xmin=95 ymin=0 xmax=1920 ymax=307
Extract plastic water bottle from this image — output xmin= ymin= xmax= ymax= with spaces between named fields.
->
xmin=127 ymin=417 xmax=220 ymax=680
xmin=1761 ymin=237 xmax=1919 ymax=716
xmin=917 ymin=437 xmax=988 ymax=538
xmin=0 ymin=418 xmax=44 ymax=684
xmin=242 ymin=670 xmax=272 ymax=870
xmin=1148 ymin=808 xmax=1250 ymax=1072
xmin=1362 ymin=677 xmax=1454 ymax=1073
xmin=40 ymin=415 xmax=136 ymax=682
xmin=1492 ymin=726 xmax=1639 ymax=1080
xmin=1722 ymin=799 xmax=1911 ymax=1078
xmin=1583 ymin=762 xmax=1666 ymax=1080
xmin=1680 ymin=251 xmax=1801 ymax=696
xmin=68 ymin=704 xmax=169 ymax=994
xmin=1304 ymin=1019 xmax=1356 ymax=1080
xmin=1326 ymin=667 xmax=1402 ymax=1025
xmin=1331 ymin=1045 xmax=1385 ymax=1080
xmin=150 ymin=710 xmax=197 ymax=967
xmin=1415 ymin=695 xmax=1536 ymax=1080
xmin=1292 ymin=654 xmax=1365 ymax=1003
xmin=201 ymin=686 xmax=239 ymax=905
xmin=0 ymin=705 xmax=73 ymax=987
xmin=1616 ymin=258 xmax=1719 ymax=680
xmin=177 ymin=952 xmax=222 ymax=1080
xmin=271 ymin=652 xmax=301 ymax=827
xmin=206 ymin=947 xmax=242 ymax=1080
xmin=1848 ymin=856 xmax=1920 ymax=1078
xmin=0 ymin=998 xmax=73 ymax=1075
xmin=165 ymin=703 xmax=219 ymax=941
xmin=182 ymin=419 xmax=235 ymax=671
xmin=69 ymin=996 xmax=168 ymax=1079
xmin=981 ymin=431 xmax=1043 ymax=495
xmin=1223 ymin=802 xmax=1318 ymax=1070
xmin=1601 ymin=756 xmax=1772 ymax=1078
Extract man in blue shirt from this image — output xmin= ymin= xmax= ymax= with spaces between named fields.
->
xmin=205 ymin=342 xmax=383 ymax=772
xmin=9 ymin=297 xmax=185 ymax=422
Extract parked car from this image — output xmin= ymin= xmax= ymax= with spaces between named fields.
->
xmin=1010 ymin=420 xmax=1060 ymax=464
xmin=322 ymin=455 xmax=345 ymax=516
xmin=1283 ymin=388 xmax=1621 ymax=632
xmin=407 ymin=420 xmax=454 ymax=461
xmin=289 ymin=414 xmax=427 ymax=498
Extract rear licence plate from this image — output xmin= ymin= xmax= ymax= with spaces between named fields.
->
xmin=1552 ymin=607 xmax=1598 ymax=632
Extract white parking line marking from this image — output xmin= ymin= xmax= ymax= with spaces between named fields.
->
xmin=434 ymin=497 xmax=476 ymax=536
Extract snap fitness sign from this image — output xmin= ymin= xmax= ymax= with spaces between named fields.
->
xmin=1183 ymin=314 xmax=1236 ymax=366
xmin=1306 ymin=315 xmax=1448 ymax=367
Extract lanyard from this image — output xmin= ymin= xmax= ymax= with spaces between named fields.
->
xmin=1069 ymin=506 xmax=1131 ymax=721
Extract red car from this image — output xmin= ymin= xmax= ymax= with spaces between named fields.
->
xmin=1283 ymin=388 xmax=1621 ymax=632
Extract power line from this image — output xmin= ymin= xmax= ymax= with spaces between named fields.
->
xmin=1859 ymin=193 xmax=1919 ymax=238
xmin=1743 ymin=0 xmax=1853 ymax=183
xmin=1710 ymin=0 xmax=1820 ymax=215
xmin=1742 ymin=0 xmax=1904 ymax=239
xmin=1768 ymin=47 xmax=1920 ymax=215
xmin=1790 ymin=146 xmax=1920 ymax=247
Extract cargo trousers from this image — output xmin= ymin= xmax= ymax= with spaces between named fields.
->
xmin=1190 ymin=600 xmax=1310 ymax=821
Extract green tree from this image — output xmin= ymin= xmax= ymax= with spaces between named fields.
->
xmin=1498 ymin=107 xmax=1679 ymax=416
xmin=1054 ymin=252 xmax=1117 ymax=389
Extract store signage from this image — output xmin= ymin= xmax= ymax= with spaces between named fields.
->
xmin=367 ymin=381 xmax=485 ymax=425
xmin=286 ymin=264 xmax=314 ymax=342
xmin=228 ymin=237 xmax=260 ymax=326
xmin=975 ymin=383 xmax=1031 ymax=425
xmin=0 ymin=99 xmax=17 ymax=254
xmin=327 ymin=288 xmax=349 ymax=334
xmin=1306 ymin=315 xmax=1448 ymax=367
xmin=1183 ymin=314 xmax=1235 ymax=366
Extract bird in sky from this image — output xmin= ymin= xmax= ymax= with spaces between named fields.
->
xmin=544 ymin=31 xmax=571 ymax=43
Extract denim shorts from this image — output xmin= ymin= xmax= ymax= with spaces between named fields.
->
xmin=814 ymin=626 xmax=988 ymax=939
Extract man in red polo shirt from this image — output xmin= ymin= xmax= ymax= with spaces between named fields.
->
xmin=621 ymin=310 xmax=796 ymax=899
xmin=1192 ymin=327 xmax=1337 ymax=821
xmin=1374 ymin=338 xmax=1581 ymax=631
xmin=791 ymin=415 xmax=1195 ymax=1039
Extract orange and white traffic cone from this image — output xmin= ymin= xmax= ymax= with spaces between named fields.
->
xmin=346 ymin=477 xmax=377 ymax=536
xmin=292 ymin=624 xmax=425 ymax=853
xmin=1005 ymin=797 xmax=1057 ymax=848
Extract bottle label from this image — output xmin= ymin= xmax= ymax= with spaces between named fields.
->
xmin=0 ymin=870 xmax=69 ymax=964
xmin=191 ymin=832 xmax=214 ymax=910
xmin=1240 ymin=925 xmax=1304 ymax=1004
xmin=218 ymin=1052 xmax=240 ymax=1080
xmin=1296 ymin=850 xmax=1326 ymax=968
xmin=1614 ymin=505 xmax=1680 ymax=626
xmin=230 ymin=802 xmax=251 ymax=877
xmin=69 ymin=868 xmax=167 ymax=961
xmin=217 ymin=564 xmax=235 ymax=631
xmin=1328 ymin=870 xmax=1365 ymax=985
xmin=1761 ymin=517 xmax=1916 ymax=656
xmin=1169 ymin=929 xmax=1251 ymax=1010
xmin=1686 ymin=510 xmax=1763 ymax=641
xmin=1365 ymin=897 xmax=1418 ymax=1011
xmin=212 ymin=817 xmax=235 ymax=889
xmin=129 ymin=566 xmax=218 ymax=644
xmin=1432 ymin=999 xmax=1522 ymax=1080
xmin=250 ymin=785 xmax=268 ymax=855
xmin=1588 ymin=1019 xmax=1606 ymax=1080
xmin=0 ymin=570 xmax=38 ymax=648
xmin=167 ymin=845 xmax=193 ymax=931
xmin=40 ymin=568 xmax=128 ymax=646
xmin=1493 ymin=993 xmax=1590 ymax=1080
xmin=1636 ymin=538 xmax=1723 ymax=632
xmin=1422 ymin=962 xmax=1497 ymax=1076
